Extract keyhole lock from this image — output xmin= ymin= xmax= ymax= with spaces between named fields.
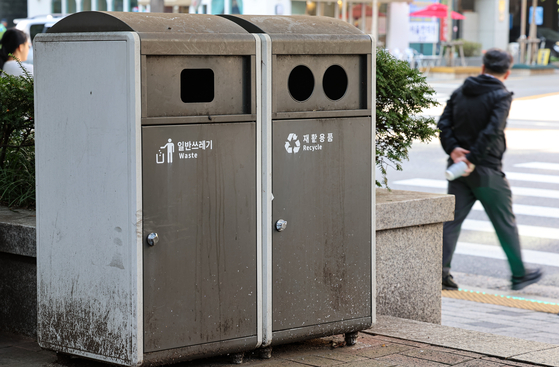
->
xmin=275 ymin=219 xmax=288 ymax=232
xmin=147 ymin=233 xmax=159 ymax=246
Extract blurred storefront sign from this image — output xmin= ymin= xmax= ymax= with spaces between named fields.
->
xmin=409 ymin=0 xmax=439 ymax=43
xmin=410 ymin=21 xmax=439 ymax=43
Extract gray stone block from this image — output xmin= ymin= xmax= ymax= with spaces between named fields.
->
xmin=376 ymin=189 xmax=455 ymax=325
xmin=0 ymin=207 xmax=36 ymax=257
xmin=376 ymin=189 xmax=455 ymax=231
xmin=376 ymin=224 xmax=443 ymax=324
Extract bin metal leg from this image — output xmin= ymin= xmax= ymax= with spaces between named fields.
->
xmin=258 ymin=346 xmax=273 ymax=359
xmin=230 ymin=352 xmax=244 ymax=364
xmin=344 ymin=331 xmax=359 ymax=346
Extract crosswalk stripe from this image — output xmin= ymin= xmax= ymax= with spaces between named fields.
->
xmin=472 ymin=202 xmax=559 ymax=219
xmin=393 ymin=178 xmax=559 ymax=199
xmin=512 ymin=186 xmax=559 ymax=199
xmin=428 ymin=83 xmax=462 ymax=89
xmin=394 ymin=178 xmax=446 ymax=188
xmin=506 ymin=172 xmax=559 ymax=184
xmin=454 ymin=242 xmax=559 ymax=268
xmin=514 ymin=162 xmax=559 ymax=171
xmin=462 ymin=220 xmax=559 ymax=240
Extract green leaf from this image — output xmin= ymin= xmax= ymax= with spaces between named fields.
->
xmin=376 ymin=48 xmax=440 ymax=188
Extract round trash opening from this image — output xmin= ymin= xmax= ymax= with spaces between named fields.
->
xmin=288 ymin=65 xmax=314 ymax=102
xmin=323 ymin=65 xmax=348 ymax=101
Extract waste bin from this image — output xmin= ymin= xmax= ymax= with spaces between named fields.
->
xmin=35 ymin=12 xmax=261 ymax=366
xmin=222 ymin=15 xmax=375 ymax=347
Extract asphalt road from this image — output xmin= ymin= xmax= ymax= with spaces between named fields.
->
xmin=381 ymin=71 xmax=559 ymax=301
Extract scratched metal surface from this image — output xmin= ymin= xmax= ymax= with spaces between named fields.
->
xmin=142 ymin=122 xmax=258 ymax=352
xmin=271 ymin=117 xmax=372 ymax=332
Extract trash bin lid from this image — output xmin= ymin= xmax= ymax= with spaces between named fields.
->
xmin=46 ymin=11 xmax=256 ymax=56
xmin=222 ymin=15 xmax=363 ymax=35
xmin=48 ymin=11 xmax=251 ymax=35
xmin=221 ymin=15 xmax=371 ymax=54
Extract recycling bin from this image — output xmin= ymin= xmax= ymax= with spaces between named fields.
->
xmin=222 ymin=15 xmax=375 ymax=347
xmin=35 ymin=12 xmax=261 ymax=366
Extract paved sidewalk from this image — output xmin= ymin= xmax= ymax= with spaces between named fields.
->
xmin=440 ymin=284 xmax=559 ymax=345
xmin=443 ymin=297 xmax=559 ymax=345
xmin=3 ymin=315 xmax=559 ymax=366
xmin=370 ymin=316 xmax=559 ymax=366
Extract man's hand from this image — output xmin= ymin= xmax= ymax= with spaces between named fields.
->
xmin=450 ymin=147 xmax=475 ymax=177
xmin=450 ymin=147 xmax=469 ymax=163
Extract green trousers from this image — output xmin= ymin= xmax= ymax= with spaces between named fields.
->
xmin=442 ymin=165 xmax=526 ymax=278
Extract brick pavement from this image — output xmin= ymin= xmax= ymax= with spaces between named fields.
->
xmin=1 ymin=327 xmax=557 ymax=367
xmin=5 ymin=293 xmax=559 ymax=367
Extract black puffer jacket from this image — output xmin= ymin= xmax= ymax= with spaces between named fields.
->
xmin=438 ymin=74 xmax=513 ymax=170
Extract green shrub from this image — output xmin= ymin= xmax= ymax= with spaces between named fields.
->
xmin=456 ymin=39 xmax=482 ymax=57
xmin=376 ymin=48 xmax=439 ymax=187
xmin=0 ymin=60 xmax=35 ymax=208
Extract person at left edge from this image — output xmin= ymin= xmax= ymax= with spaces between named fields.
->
xmin=0 ymin=28 xmax=33 ymax=77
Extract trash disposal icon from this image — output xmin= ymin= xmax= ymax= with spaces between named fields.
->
xmin=285 ymin=133 xmax=301 ymax=154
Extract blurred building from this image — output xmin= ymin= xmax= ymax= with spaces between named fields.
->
xmin=0 ymin=0 xmax=28 ymax=27
xmin=458 ymin=0 xmax=510 ymax=52
xmin=292 ymin=1 xmax=409 ymax=50
xmin=509 ymin=0 xmax=559 ymax=43
xmin=26 ymin=0 xmax=291 ymax=16
xmin=191 ymin=0 xmax=292 ymax=15
xmin=26 ymin=0 xmax=556 ymax=57
xmin=24 ymin=0 xmax=404 ymax=48
xmin=452 ymin=0 xmax=558 ymax=55
xmin=23 ymin=0 xmax=409 ymax=56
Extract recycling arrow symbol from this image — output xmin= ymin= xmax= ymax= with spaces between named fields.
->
xmin=285 ymin=133 xmax=301 ymax=154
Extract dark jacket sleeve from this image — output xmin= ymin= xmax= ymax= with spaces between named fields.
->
xmin=465 ymin=91 xmax=512 ymax=165
xmin=437 ymin=91 xmax=459 ymax=156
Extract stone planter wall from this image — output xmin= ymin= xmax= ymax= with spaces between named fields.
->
xmin=376 ymin=189 xmax=454 ymax=324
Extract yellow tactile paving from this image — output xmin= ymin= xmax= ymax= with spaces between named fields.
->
xmin=442 ymin=289 xmax=559 ymax=314
xmin=513 ymin=92 xmax=559 ymax=101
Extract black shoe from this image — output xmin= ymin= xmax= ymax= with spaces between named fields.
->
xmin=442 ymin=274 xmax=459 ymax=290
xmin=511 ymin=268 xmax=543 ymax=290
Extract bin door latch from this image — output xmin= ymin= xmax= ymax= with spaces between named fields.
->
xmin=275 ymin=219 xmax=288 ymax=232
xmin=147 ymin=233 xmax=159 ymax=246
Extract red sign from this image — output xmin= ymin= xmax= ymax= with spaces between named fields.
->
xmin=439 ymin=17 xmax=447 ymax=42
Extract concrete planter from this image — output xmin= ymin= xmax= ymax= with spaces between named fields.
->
xmin=0 ymin=189 xmax=454 ymax=337
xmin=376 ymin=189 xmax=454 ymax=324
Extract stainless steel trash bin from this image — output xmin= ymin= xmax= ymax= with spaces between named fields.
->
xmin=222 ymin=15 xmax=375 ymax=348
xmin=35 ymin=12 xmax=261 ymax=366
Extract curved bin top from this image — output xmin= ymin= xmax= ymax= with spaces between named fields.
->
xmin=220 ymin=15 xmax=371 ymax=55
xmin=48 ymin=11 xmax=251 ymax=34
xmin=45 ymin=11 xmax=256 ymax=56
xmin=221 ymin=15 xmax=363 ymax=35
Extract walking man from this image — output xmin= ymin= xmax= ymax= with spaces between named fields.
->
xmin=438 ymin=48 xmax=542 ymax=291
